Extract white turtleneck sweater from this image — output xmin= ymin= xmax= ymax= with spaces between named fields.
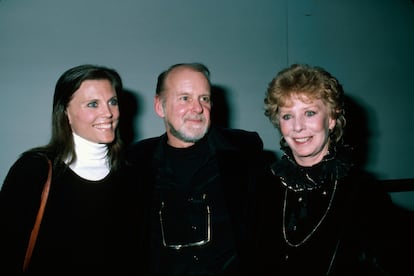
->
xmin=66 ymin=133 xmax=111 ymax=181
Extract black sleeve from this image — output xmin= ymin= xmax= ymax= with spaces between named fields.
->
xmin=0 ymin=153 xmax=50 ymax=273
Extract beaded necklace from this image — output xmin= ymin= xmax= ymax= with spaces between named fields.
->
xmin=282 ymin=178 xmax=338 ymax=248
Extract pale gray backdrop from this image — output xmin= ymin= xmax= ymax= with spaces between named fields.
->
xmin=1 ymin=0 xmax=413 ymax=208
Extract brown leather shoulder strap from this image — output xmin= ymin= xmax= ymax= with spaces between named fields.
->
xmin=23 ymin=158 xmax=52 ymax=272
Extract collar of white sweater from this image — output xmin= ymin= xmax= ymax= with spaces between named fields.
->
xmin=66 ymin=133 xmax=110 ymax=181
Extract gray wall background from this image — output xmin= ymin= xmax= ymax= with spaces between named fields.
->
xmin=1 ymin=0 xmax=413 ymax=208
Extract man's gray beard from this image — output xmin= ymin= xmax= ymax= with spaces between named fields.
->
xmin=168 ymin=121 xmax=206 ymax=143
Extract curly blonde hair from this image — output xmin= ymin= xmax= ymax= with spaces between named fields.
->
xmin=264 ymin=64 xmax=346 ymax=147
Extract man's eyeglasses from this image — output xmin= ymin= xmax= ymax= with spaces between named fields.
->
xmin=159 ymin=194 xmax=211 ymax=250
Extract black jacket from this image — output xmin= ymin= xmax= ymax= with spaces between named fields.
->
xmin=123 ymin=126 xmax=267 ymax=274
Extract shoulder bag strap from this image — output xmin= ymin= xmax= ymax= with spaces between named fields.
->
xmin=22 ymin=158 xmax=52 ymax=272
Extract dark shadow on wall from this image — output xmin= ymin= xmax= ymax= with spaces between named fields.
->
xmin=211 ymin=85 xmax=231 ymax=128
xmin=343 ymin=95 xmax=377 ymax=172
xmin=211 ymin=84 xmax=278 ymax=165
xmin=119 ymin=89 xmax=142 ymax=146
xmin=343 ymin=97 xmax=414 ymax=275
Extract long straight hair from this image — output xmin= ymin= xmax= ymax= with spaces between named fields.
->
xmin=26 ymin=64 xmax=125 ymax=171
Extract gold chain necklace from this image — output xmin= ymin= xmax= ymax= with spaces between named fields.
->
xmin=282 ymin=178 xmax=338 ymax=248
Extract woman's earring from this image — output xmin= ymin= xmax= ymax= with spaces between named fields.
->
xmin=279 ymin=136 xmax=287 ymax=147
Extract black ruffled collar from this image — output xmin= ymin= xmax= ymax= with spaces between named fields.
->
xmin=271 ymin=144 xmax=354 ymax=192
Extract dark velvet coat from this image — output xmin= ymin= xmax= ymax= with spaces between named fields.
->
xmin=123 ymin=126 xmax=268 ymax=274
xmin=255 ymin=145 xmax=394 ymax=275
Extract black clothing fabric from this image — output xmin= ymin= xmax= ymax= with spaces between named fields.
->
xmin=125 ymin=126 xmax=267 ymax=275
xmin=0 ymin=152 xmax=126 ymax=273
xmin=256 ymin=145 xmax=394 ymax=275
